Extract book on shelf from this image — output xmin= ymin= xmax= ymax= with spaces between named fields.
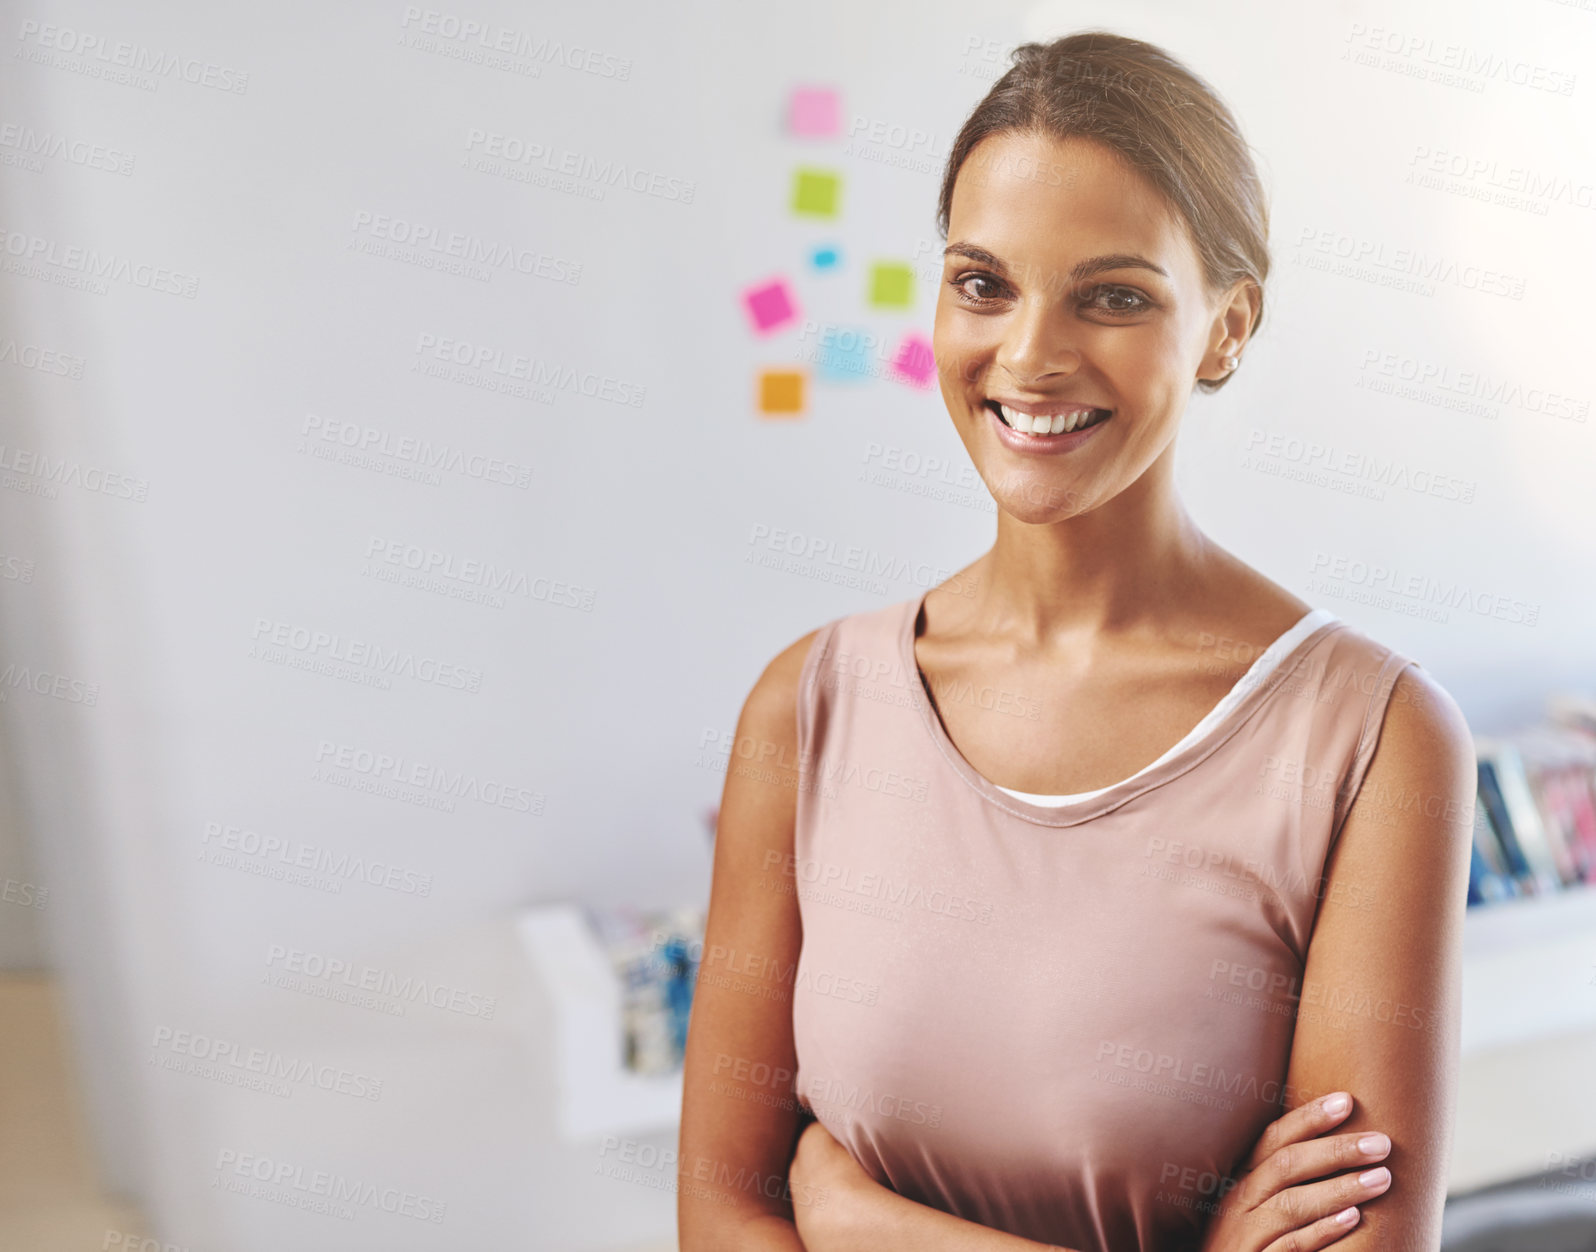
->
xmin=1467 ymin=796 xmax=1519 ymax=905
xmin=585 ymin=904 xmax=705 ymax=1076
xmin=1466 ymin=698 xmax=1596 ymax=909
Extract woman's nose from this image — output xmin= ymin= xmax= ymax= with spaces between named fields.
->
xmin=993 ymin=299 xmax=1082 ymax=385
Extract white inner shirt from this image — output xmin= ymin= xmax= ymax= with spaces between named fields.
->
xmin=992 ymin=609 xmax=1338 ymax=806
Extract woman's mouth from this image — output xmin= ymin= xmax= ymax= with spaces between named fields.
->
xmin=986 ymin=400 xmax=1111 ymax=434
xmin=983 ymin=400 xmax=1110 ymax=453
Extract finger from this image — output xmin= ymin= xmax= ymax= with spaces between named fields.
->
xmin=1256 ymin=1129 xmax=1392 ymax=1200
xmin=1243 ymin=1093 xmax=1354 ymax=1170
xmin=1262 ymin=1204 xmax=1361 ymax=1252
xmin=1256 ymin=1164 xmax=1392 ymax=1245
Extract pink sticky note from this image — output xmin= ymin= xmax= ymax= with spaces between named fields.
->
xmin=789 ymin=87 xmax=841 ymax=137
xmin=892 ymin=332 xmax=936 ymax=388
xmin=742 ymin=277 xmax=798 ymax=335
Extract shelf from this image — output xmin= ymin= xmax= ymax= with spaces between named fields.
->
xmin=517 ymin=903 xmax=683 ymax=1143
xmin=515 ymin=885 xmax=1596 ymax=1160
xmin=1460 ymin=881 xmax=1596 ymax=1056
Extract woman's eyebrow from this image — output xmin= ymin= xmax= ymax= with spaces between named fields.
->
xmin=944 ymin=243 xmax=1169 ymax=285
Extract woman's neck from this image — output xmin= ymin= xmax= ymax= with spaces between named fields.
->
xmin=963 ymin=473 xmax=1216 ymax=643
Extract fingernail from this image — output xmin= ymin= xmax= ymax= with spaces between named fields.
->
xmin=1322 ymin=1092 xmax=1350 ymax=1116
xmin=1358 ymin=1133 xmax=1390 ymax=1155
xmin=1335 ymin=1206 xmax=1360 ymax=1225
xmin=1359 ymin=1167 xmax=1390 ymax=1187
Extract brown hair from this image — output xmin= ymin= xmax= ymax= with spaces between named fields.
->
xmin=936 ymin=31 xmax=1269 ymax=392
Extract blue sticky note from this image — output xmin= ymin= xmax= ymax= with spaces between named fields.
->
xmin=811 ymin=245 xmax=841 ymax=271
xmin=815 ymin=326 xmax=873 ymax=383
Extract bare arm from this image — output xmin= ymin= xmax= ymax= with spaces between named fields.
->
xmin=677 ymin=629 xmax=818 ymax=1251
xmin=1276 ymin=667 xmax=1476 ymax=1251
xmin=677 ymin=626 xmax=1078 ymax=1251
xmin=789 ymin=1118 xmax=1073 ymax=1251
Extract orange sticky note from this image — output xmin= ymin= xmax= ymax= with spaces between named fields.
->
xmin=758 ymin=370 xmax=805 ymax=416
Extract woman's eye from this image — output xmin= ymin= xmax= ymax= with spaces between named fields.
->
xmin=951 ymin=273 xmax=1007 ymax=303
xmin=1089 ymin=285 xmax=1150 ymax=314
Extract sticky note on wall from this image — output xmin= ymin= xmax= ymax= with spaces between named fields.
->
xmin=789 ymin=87 xmax=841 ymax=137
xmin=868 ymin=261 xmax=914 ymax=308
xmin=892 ymin=332 xmax=936 ymax=388
xmin=815 ymin=327 xmax=873 ymax=383
xmin=791 ymin=168 xmax=841 ymax=218
xmin=758 ymin=370 xmax=806 ymax=415
xmin=742 ymin=277 xmax=798 ymax=334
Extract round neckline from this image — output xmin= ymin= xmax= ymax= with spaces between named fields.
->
xmin=899 ymin=588 xmax=1345 ymax=827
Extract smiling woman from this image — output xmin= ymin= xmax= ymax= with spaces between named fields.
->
xmin=679 ymin=29 xmax=1474 ymax=1252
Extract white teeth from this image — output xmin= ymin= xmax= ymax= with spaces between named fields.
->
xmin=996 ymin=403 xmax=1105 ymax=435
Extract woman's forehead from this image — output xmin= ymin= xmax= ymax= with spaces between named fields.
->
xmin=948 ymin=133 xmax=1198 ymax=277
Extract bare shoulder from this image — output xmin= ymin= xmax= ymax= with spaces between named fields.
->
xmin=738 ymin=626 xmax=825 ymax=743
xmin=1372 ymin=664 xmax=1473 ymax=767
xmin=1348 ymin=663 xmax=1476 ymax=841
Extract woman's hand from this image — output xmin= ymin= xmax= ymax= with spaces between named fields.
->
xmin=788 ymin=1117 xmax=877 ymax=1249
xmin=1197 ymin=1092 xmax=1394 ymax=1252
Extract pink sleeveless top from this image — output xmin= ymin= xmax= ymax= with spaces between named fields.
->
xmin=789 ymin=589 xmax=1417 ymax=1251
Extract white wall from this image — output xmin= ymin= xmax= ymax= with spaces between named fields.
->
xmin=0 ymin=0 xmax=1592 ymax=1248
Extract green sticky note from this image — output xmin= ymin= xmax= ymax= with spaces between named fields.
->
xmin=868 ymin=261 xmax=914 ymax=308
xmin=791 ymin=168 xmax=841 ymax=217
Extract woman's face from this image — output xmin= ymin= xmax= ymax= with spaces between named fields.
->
xmin=932 ymin=129 xmax=1245 ymax=525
